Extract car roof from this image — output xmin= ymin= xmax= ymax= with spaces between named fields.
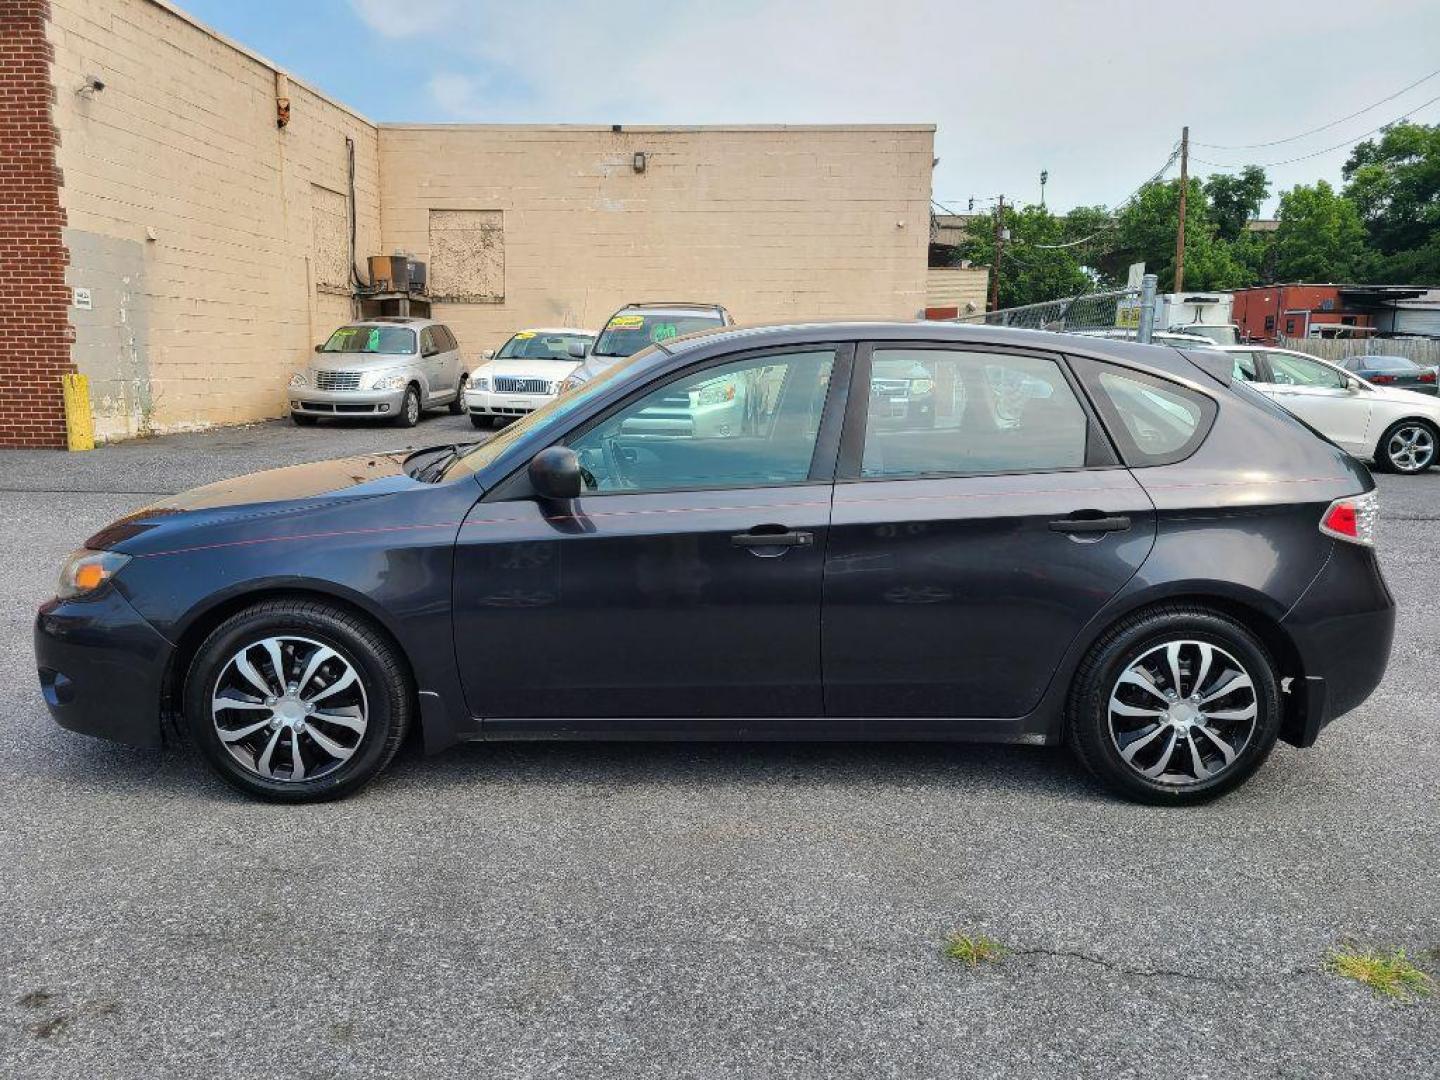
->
xmin=362 ymin=317 xmax=432 ymax=325
xmin=510 ymin=327 xmax=596 ymax=337
xmin=655 ymin=321 xmax=1224 ymax=387
xmin=612 ymin=302 xmax=729 ymax=318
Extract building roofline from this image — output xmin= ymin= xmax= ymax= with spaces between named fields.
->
xmin=142 ymin=0 xmax=375 ymax=128
xmin=377 ymin=123 xmax=937 ymax=133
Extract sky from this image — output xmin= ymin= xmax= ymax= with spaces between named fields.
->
xmin=179 ymin=0 xmax=1440 ymax=216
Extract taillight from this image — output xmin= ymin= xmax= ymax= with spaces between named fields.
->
xmin=1319 ymin=491 xmax=1378 ymax=546
xmin=1420 ymin=370 xmax=1437 ymax=384
xmin=1370 ymin=374 xmax=1395 ymax=384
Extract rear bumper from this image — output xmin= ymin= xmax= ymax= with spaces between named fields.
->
xmin=34 ymin=590 xmax=173 ymax=749
xmin=1279 ymin=540 xmax=1395 ymax=747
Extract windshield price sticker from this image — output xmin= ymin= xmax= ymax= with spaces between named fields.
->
xmin=608 ymin=315 xmax=645 ymax=330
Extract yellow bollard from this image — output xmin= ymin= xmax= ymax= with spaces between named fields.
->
xmin=61 ymin=373 xmax=95 ymax=451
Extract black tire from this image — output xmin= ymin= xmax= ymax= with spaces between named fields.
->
xmin=449 ymin=373 xmax=468 ymax=415
xmin=394 ymin=385 xmax=421 ymax=428
xmin=291 ymin=412 xmax=318 ymax=426
xmin=1374 ymin=419 xmax=1437 ymax=474
xmin=183 ymin=599 xmax=412 ymax=802
xmin=470 ymin=413 xmax=492 ymax=429
xmin=1067 ymin=605 xmax=1281 ymax=805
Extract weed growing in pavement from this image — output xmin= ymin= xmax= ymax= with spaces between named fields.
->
xmin=943 ymin=934 xmax=1005 ymax=968
xmin=1325 ymin=945 xmax=1434 ymax=1002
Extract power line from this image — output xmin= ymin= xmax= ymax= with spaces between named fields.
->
xmin=1194 ymin=66 xmax=1440 ymax=150
xmin=1193 ymin=92 xmax=1440 ymax=170
xmin=1024 ymin=144 xmax=1180 ymax=250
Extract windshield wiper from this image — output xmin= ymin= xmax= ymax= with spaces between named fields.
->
xmin=409 ymin=442 xmax=476 ymax=483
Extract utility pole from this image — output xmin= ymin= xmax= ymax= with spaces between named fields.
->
xmin=1174 ymin=126 xmax=1189 ymax=293
xmin=989 ymin=195 xmax=1005 ymax=312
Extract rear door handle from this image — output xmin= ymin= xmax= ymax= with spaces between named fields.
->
xmin=1049 ymin=514 xmax=1131 ymax=534
xmin=731 ymin=527 xmax=814 ymax=549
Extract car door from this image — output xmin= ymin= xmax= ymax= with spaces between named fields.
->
xmin=1254 ymin=350 xmax=1373 ymax=454
xmin=437 ymin=325 xmax=462 ymax=391
xmin=417 ymin=327 xmax=444 ymax=400
xmin=452 ymin=344 xmax=849 ymax=723
xmin=822 ymin=344 xmax=1156 ymax=721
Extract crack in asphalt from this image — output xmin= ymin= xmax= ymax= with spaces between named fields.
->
xmin=1006 ymin=946 xmax=1310 ymax=987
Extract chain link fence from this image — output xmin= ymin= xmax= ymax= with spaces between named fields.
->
xmin=951 ymin=281 xmax=1159 ymax=342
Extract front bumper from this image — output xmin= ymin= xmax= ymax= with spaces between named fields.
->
xmin=465 ymin=388 xmax=556 ymax=418
xmin=290 ymin=386 xmax=407 ymax=417
xmin=34 ymin=589 xmax=173 ymax=749
xmin=1278 ymin=539 xmax=1395 ymax=747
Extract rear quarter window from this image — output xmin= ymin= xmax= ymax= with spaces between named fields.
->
xmin=1074 ymin=359 xmax=1217 ymax=467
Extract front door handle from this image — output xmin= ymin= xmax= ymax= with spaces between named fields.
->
xmin=1049 ymin=514 xmax=1131 ymax=535
xmin=731 ymin=526 xmax=814 ymax=549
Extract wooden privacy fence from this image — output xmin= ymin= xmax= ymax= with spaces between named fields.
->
xmin=1279 ymin=336 xmax=1440 ymax=368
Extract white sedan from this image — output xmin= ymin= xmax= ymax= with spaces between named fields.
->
xmin=464 ymin=328 xmax=597 ymax=428
xmin=1223 ymin=345 xmax=1439 ymax=474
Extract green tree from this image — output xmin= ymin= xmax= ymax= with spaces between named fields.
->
xmin=955 ymin=203 xmax=1095 ymax=308
xmin=1204 ymin=166 xmax=1270 ymax=241
xmin=1273 ymin=180 xmax=1369 ymax=282
xmin=1103 ymin=179 xmax=1250 ymax=290
xmin=1342 ymin=122 xmax=1440 ymax=281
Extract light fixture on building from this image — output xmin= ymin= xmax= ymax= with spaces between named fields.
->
xmin=76 ymin=74 xmax=105 ymax=97
xmin=633 ymin=151 xmax=647 ymax=174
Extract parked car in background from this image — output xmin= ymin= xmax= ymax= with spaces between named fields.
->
xmin=1223 ymin=345 xmax=1440 ymax=473
xmin=1335 ymin=353 xmax=1438 ymax=396
xmin=559 ymin=302 xmax=733 ymax=392
xmin=290 ymin=318 xmax=467 ymax=428
xmin=465 ymin=328 xmax=597 ymax=428
xmin=38 ymin=325 xmax=1393 ymax=806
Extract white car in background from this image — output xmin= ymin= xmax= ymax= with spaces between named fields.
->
xmin=464 ymin=328 xmax=597 ymax=428
xmin=1223 ymin=345 xmax=1440 ymax=474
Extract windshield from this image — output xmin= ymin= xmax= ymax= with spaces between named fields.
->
xmin=496 ymin=331 xmax=593 ymax=360
xmin=442 ymin=351 xmax=652 ymax=480
xmin=1177 ymin=325 xmax=1239 ymax=346
xmin=1362 ymin=355 xmax=1420 ymax=373
xmin=321 ymin=325 xmax=416 ymax=355
xmin=592 ymin=312 xmax=723 ymax=357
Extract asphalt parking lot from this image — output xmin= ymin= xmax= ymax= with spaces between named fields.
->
xmin=1 ymin=413 xmax=1437 ymax=1079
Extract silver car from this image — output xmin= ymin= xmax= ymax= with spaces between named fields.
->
xmin=289 ymin=318 xmax=468 ymax=428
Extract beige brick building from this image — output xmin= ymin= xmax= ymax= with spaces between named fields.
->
xmin=14 ymin=0 xmax=935 ymax=444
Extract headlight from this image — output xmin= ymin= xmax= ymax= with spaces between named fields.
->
xmin=57 ymin=548 xmax=131 ymax=600
xmin=470 ymin=376 xmax=490 ymax=392
xmin=690 ymin=381 xmax=737 ymax=407
xmin=557 ymin=375 xmax=582 ymax=395
xmin=289 ymin=371 xmax=308 ymax=388
xmin=371 ymin=372 xmax=408 ymax=391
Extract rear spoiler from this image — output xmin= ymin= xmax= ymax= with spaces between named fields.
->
xmin=1180 ymin=348 xmax=1232 ymax=388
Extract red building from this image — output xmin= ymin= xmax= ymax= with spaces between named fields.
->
xmin=1232 ymin=284 xmax=1427 ymax=343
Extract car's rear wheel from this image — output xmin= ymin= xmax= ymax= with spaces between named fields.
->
xmin=291 ymin=413 xmax=318 ymax=426
xmin=1067 ymin=606 xmax=1281 ymax=805
xmin=183 ymin=599 xmax=411 ymax=801
xmin=394 ymin=385 xmax=421 ymax=428
xmin=1376 ymin=419 xmax=1436 ymax=474
xmin=449 ymin=373 xmax=468 ymax=415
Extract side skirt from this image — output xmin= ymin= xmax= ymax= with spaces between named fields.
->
xmin=471 ymin=716 xmax=1055 ymax=745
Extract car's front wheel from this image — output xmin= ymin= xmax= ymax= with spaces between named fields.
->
xmin=291 ymin=412 xmax=318 ymax=426
xmin=1067 ymin=605 xmax=1281 ymax=805
xmin=183 ymin=599 xmax=412 ymax=801
xmin=470 ymin=413 xmax=492 ymax=429
xmin=1376 ymin=419 xmax=1436 ymax=474
xmin=394 ymin=385 xmax=422 ymax=428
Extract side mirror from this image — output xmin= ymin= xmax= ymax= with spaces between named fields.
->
xmin=528 ymin=446 xmax=582 ymax=500
xmin=314 ymin=344 xmax=324 ymax=353
xmin=1346 ymin=376 xmax=1365 ymax=392
xmin=567 ymin=341 xmax=588 ymax=359
xmin=482 ymin=349 xmax=495 ymax=360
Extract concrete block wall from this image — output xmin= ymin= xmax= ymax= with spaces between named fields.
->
xmin=48 ymin=0 xmax=380 ymax=440
xmin=0 ymin=0 xmax=74 ymax=448
xmin=379 ymin=125 xmax=935 ymax=364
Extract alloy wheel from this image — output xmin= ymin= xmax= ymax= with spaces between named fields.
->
xmin=1108 ymin=640 xmax=1258 ymax=787
xmin=211 ymin=635 xmax=368 ymax=782
xmin=405 ymin=390 xmax=421 ymax=425
xmin=1387 ymin=424 xmax=1435 ymax=472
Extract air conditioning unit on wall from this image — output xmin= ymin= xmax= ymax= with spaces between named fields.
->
xmin=367 ymin=255 xmax=427 ymax=293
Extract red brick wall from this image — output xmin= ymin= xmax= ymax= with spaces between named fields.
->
xmin=0 ymin=0 xmax=72 ymax=448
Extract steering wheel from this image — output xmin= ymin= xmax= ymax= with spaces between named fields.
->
xmin=601 ymin=435 xmax=636 ymax=490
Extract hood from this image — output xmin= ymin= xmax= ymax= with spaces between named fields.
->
xmin=309 ymin=354 xmax=417 ymax=373
xmin=482 ymin=357 xmax=581 ymax=381
xmin=86 ymin=452 xmax=421 ymax=550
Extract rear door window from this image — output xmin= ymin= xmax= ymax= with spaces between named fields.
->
xmin=1263 ymin=352 xmax=1347 ymax=389
xmin=857 ymin=349 xmax=1090 ymax=479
